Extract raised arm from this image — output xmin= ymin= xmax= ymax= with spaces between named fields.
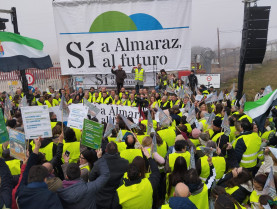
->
xmin=0 ymin=158 xmax=13 ymax=208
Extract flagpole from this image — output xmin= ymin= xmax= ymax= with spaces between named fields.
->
xmin=61 ymin=109 xmax=64 ymax=130
xmin=217 ymin=127 xmax=223 ymax=148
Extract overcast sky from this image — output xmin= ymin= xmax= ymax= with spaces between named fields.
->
xmin=1 ymin=0 xmax=277 ymax=62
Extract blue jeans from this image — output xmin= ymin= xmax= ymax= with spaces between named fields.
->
xmin=155 ymin=85 xmax=160 ymax=92
xmin=136 ymin=84 xmax=143 ymax=94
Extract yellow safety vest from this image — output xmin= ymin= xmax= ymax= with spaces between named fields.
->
xmin=199 ymin=118 xmax=208 ymax=132
xmin=117 ymin=178 xmax=152 ymax=209
xmin=100 ymin=97 xmax=112 ymax=104
xmin=158 ymin=128 xmax=176 ymax=147
xmin=188 ymin=184 xmax=209 ymax=209
xmin=122 ymin=100 xmax=131 ymax=106
xmin=120 ymin=149 xmax=143 ymax=164
xmin=5 ymin=159 xmax=21 ymax=175
xmin=200 ymin=156 xmax=226 ymax=181
xmin=37 ymin=100 xmax=44 ymax=106
xmin=238 ymin=115 xmax=253 ymax=124
xmin=0 ymin=144 xmax=3 ymax=157
xmin=225 ymin=185 xmax=249 ymax=206
xmin=30 ymin=141 xmax=54 ymax=162
xmin=137 ymin=135 xmax=149 ymax=144
xmin=119 ymin=92 xmax=129 ymax=99
xmin=141 ymin=120 xmax=158 ymax=131
xmin=157 ymin=141 xmax=168 ymax=158
xmin=116 ymin=142 xmax=127 ymax=153
xmin=63 ymin=141 xmax=80 ymax=163
xmin=211 ymin=132 xmax=225 ymax=143
xmin=130 ymin=100 xmax=137 ymax=107
xmin=121 ymin=130 xmax=131 ymax=137
xmin=261 ymin=130 xmax=275 ymax=141
xmin=80 ymin=164 xmax=91 ymax=172
xmin=108 ymin=137 xmax=117 ymax=142
xmin=165 ymin=173 xmax=175 ymax=201
xmin=233 ymin=132 xmax=261 ymax=168
xmin=151 ymin=102 xmax=157 ymax=109
xmin=72 ymin=128 xmax=82 ymax=142
xmin=112 ymin=100 xmax=121 ymax=105
xmin=160 ymin=76 xmax=168 ymax=86
xmin=203 ymin=90 xmax=209 ymax=95
xmin=160 ymin=101 xmax=170 ymax=109
xmin=161 ymin=204 xmax=171 ymax=209
xmin=67 ymin=98 xmax=73 ymax=104
xmin=45 ymin=100 xmax=53 ymax=108
xmin=250 ymin=190 xmax=260 ymax=208
xmin=190 ymin=138 xmax=200 ymax=147
xmin=229 ymin=126 xmax=237 ymax=143
xmin=92 ymin=96 xmax=101 ymax=103
xmin=184 ymin=123 xmax=192 ymax=133
xmin=135 ymin=68 xmax=144 ymax=81
xmin=171 ymin=100 xmax=180 ymax=107
xmin=206 ymin=129 xmax=214 ymax=139
xmin=51 ymin=122 xmax=57 ymax=129
xmin=168 ymin=152 xmax=191 ymax=171
xmin=52 ymin=99 xmax=60 ymax=106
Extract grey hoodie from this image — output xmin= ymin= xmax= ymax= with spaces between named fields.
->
xmin=57 ymin=158 xmax=110 ymax=209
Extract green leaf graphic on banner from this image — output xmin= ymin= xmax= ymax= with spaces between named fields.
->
xmin=89 ymin=11 xmax=137 ymax=32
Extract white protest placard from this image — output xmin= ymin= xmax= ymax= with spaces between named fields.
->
xmin=21 ymin=106 xmax=52 ymax=139
xmin=196 ymin=74 xmax=221 ymax=89
xmin=94 ymin=104 xmax=140 ymax=124
xmin=53 ymin=0 xmax=192 ymax=75
xmin=195 ymin=95 xmax=204 ymax=101
xmin=49 ymin=106 xmax=69 ymax=122
xmin=67 ymin=104 xmax=89 ymax=129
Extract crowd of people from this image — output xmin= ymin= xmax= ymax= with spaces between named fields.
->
xmin=1 ymin=69 xmax=277 ymax=209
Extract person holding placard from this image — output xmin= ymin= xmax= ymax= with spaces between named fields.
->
xmin=16 ymin=137 xmax=63 ymax=209
xmin=0 ymin=155 xmax=13 ymax=209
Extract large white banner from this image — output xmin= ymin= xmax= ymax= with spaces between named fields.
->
xmin=49 ymin=103 xmax=140 ymax=124
xmin=53 ymin=0 xmax=192 ymax=75
xmin=73 ymin=72 xmax=158 ymax=88
xmin=94 ymin=103 xmax=140 ymax=124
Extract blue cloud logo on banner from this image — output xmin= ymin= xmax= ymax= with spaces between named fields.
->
xmin=89 ymin=11 xmax=163 ymax=32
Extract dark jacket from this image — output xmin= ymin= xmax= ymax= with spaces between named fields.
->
xmin=188 ymin=74 xmax=198 ymax=88
xmin=112 ymin=158 xmax=161 ymax=209
xmin=168 ymin=197 xmax=197 ymax=209
xmin=57 ymin=158 xmax=110 ymax=209
xmin=16 ymin=153 xmax=63 ymax=209
xmin=210 ymin=131 xmax=229 ymax=156
xmin=89 ymin=153 xmax=129 ymax=209
xmin=0 ymin=158 xmax=13 ymax=209
xmin=234 ymin=131 xmax=252 ymax=164
xmin=111 ymin=69 xmax=127 ymax=84
xmin=217 ymin=172 xmax=251 ymax=204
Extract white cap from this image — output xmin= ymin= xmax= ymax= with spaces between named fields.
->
xmin=269 ymin=147 xmax=277 ymax=159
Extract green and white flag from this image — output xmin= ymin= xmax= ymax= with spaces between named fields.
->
xmin=244 ymin=89 xmax=277 ymax=133
xmin=0 ymin=31 xmax=52 ymax=71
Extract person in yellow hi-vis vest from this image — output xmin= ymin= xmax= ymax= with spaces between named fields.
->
xmin=214 ymin=193 xmax=247 ymax=209
xmin=197 ymin=141 xmax=226 ymax=182
xmin=120 ymin=135 xmax=143 ymax=164
xmin=184 ymin=157 xmax=216 ymax=209
xmin=165 ymin=140 xmax=190 ymax=172
xmin=2 ymin=149 xmax=21 ymax=176
xmin=62 ymin=127 xmax=80 ymax=163
xmin=132 ymin=63 xmax=144 ymax=94
xmin=232 ymin=119 xmax=261 ymax=171
xmin=161 ymin=183 xmax=197 ymax=209
xmin=113 ymin=148 xmax=160 ymax=209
